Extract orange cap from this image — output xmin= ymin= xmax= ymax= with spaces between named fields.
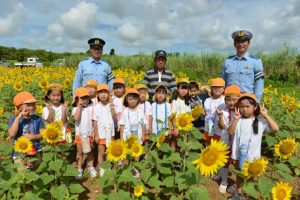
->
xmin=135 ymin=83 xmax=147 ymax=90
xmin=239 ymin=93 xmax=257 ymax=102
xmin=97 ymin=84 xmax=110 ymax=92
xmin=46 ymin=83 xmax=63 ymax=91
xmin=225 ymin=85 xmax=241 ymax=97
xmin=85 ymin=80 xmax=97 ymax=88
xmin=13 ymin=91 xmax=38 ymax=107
xmin=211 ymin=78 xmax=225 ymax=87
xmin=125 ymin=88 xmax=139 ymax=95
xmin=72 ymin=87 xmax=90 ymax=106
xmin=113 ymin=78 xmax=125 ymax=85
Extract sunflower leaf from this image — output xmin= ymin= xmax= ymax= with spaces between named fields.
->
xmin=265 ymin=135 xmax=277 ymax=147
xmin=141 ymin=169 xmax=152 ymax=183
xmin=50 ymin=184 xmax=69 ymax=200
xmin=38 ymin=173 xmax=54 ymax=185
xmin=258 ymin=177 xmax=273 ymax=198
xmin=288 ymin=157 xmax=299 ymax=167
xmin=275 ymin=163 xmax=292 ymax=174
xmin=186 ymin=185 xmax=210 ymax=200
xmin=63 ymin=164 xmax=78 ymax=176
xmin=69 ymin=183 xmax=85 ymax=194
xmin=148 ymin=174 xmax=161 ymax=189
xmin=162 ymin=176 xmax=174 ymax=187
xmin=49 ymin=160 xmax=63 ymax=172
xmin=243 ymin=182 xmax=258 ymax=198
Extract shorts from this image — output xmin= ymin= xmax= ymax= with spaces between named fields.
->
xmin=74 ymin=135 xmax=93 ymax=144
xmin=203 ymin=131 xmax=220 ymax=142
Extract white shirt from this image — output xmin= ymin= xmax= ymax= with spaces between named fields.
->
xmin=231 ymin=117 xmax=269 ymax=162
xmin=215 ymin=108 xmax=235 ymax=145
xmin=91 ymin=97 xmax=98 ymax=106
xmin=72 ymin=106 xmax=93 ymax=137
xmin=42 ymin=105 xmax=68 ymax=140
xmin=151 ymin=102 xmax=171 ymax=135
xmin=158 ymin=71 xmax=162 ymax=82
xmin=119 ymin=107 xmax=147 ymax=143
xmin=93 ymin=103 xmax=115 ymax=145
xmin=138 ymin=101 xmax=152 ymax=131
xmin=112 ymin=95 xmax=125 ymax=130
xmin=171 ymin=98 xmax=191 ymax=115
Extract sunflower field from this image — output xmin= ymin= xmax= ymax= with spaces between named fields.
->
xmin=0 ymin=66 xmax=299 ymax=200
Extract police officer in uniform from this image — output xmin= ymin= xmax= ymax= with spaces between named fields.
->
xmin=73 ymin=38 xmax=115 ymax=94
xmin=221 ymin=30 xmax=264 ymax=102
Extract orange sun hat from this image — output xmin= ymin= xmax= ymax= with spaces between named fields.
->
xmin=210 ymin=78 xmax=225 ymax=87
xmin=224 ymin=85 xmax=241 ymax=97
xmin=238 ymin=93 xmax=257 ymax=102
xmin=85 ymin=80 xmax=98 ymax=88
xmin=113 ymin=78 xmax=125 ymax=85
xmin=72 ymin=87 xmax=91 ymax=106
xmin=97 ymin=84 xmax=110 ymax=92
xmin=13 ymin=91 xmax=38 ymax=107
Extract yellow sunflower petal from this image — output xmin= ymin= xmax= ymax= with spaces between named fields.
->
xmin=241 ymin=157 xmax=268 ymax=179
xmin=131 ymin=142 xmax=143 ymax=158
xmin=175 ymin=113 xmax=194 ymax=131
xmin=41 ymin=122 xmax=63 ymax=144
xmin=274 ymin=138 xmax=297 ymax=159
xmin=134 ymin=185 xmax=144 ymax=197
xmin=14 ymin=136 xmax=33 ymax=154
xmin=106 ymin=140 xmax=128 ymax=162
xmin=272 ymin=182 xmax=292 ymax=200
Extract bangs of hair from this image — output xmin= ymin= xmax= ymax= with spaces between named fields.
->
xmin=113 ymin=83 xmax=125 ymax=89
xmin=189 ymin=81 xmax=199 ymax=90
xmin=177 ymin=82 xmax=189 ymax=89
xmin=156 ymin=86 xmax=167 ymax=94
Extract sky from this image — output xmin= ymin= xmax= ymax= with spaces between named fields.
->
xmin=0 ymin=0 xmax=299 ymax=55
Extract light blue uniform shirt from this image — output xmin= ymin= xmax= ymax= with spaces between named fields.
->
xmin=72 ymin=57 xmax=115 ymax=94
xmin=221 ymin=53 xmax=264 ymax=102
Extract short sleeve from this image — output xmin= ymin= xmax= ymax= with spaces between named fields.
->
xmin=42 ymin=107 xmax=49 ymax=120
xmin=38 ymin=117 xmax=45 ymax=129
xmin=146 ymin=102 xmax=152 ymax=116
xmin=171 ymin=100 xmax=178 ymax=113
xmin=72 ymin=107 xmax=77 ymax=116
xmin=119 ymin=110 xmax=126 ymax=125
xmin=92 ymin=106 xmax=98 ymax=121
xmin=260 ymin=118 xmax=270 ymax=133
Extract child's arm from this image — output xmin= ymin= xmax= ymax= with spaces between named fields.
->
xmin=148 ymin=116 xmax=153 ymax=134
xmin=260 ymin=105 xmax=279 ymax=132
xmin=23 ymin=132 xmax=43 ymax=140
xmin=73 ymin=104 xmax=82 ymax=122
xmin=110 ymin=103 xmax=117 ymax=120
xmin=120 ymin=125 xmax=124 ymax=140
xmin=8 ymin=108 xmax=29 ymax=137
xmin=92 ymin=120 xmax=99 ymax=143
xmin=227 ymin=107 xmax=240 ymax=135
xmin=61 ymin=103 xmax=68 ymax=125
xmin=216 ymin=109 xmax=225 ymax=130
xmin=142 ymin=124 xmax=146 ymax=142
xmin=45 ymin=103 xmax=54 ymax=123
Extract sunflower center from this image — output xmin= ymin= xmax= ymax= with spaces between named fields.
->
xmin=19 ymin=141 xmax=29 ymax=150
xmin=179 ymin=118 xmax=188 ymax=127
xmin=135 ymin=188 xmax=140 ymax=193
xmin=112 ymin=145 xmax=123 ymax=157
xmin=248 ymin=162 xmax=263 ymax=176
xmin=202 ymin=149 xmax=218 ymax=166
xmin=279 ymin=142 xmax=293 ymax=155
xmin=46 ymin=129 xmax=58 ymax=139
xmin=132 ymin=145 xmax=140 ymax=153
xmin=276 ymin=188 xmax=286 ymax=199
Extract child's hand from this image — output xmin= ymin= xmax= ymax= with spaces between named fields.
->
xmin=173 ymin=129 xmax=179 ymax=136
xmin=18 ymin=108 xmax=29 ymax=119
xmin=260 ymin=104 xmax=268 ymax=118
xmin=63 ymin=102 xmax=68 ymax=110
xmin=45 ymin=102 xmax=52 ymax=110
xmin=194 ymin=102 xmax=201 ymax=107
xmin=23 ymin=133 xmax=34 ymax=140
xmin=94 ymin=135 xmax=99 ymax=143
xmin=216 ymin=109 xmax=223 ymax=118
xmin=234 ymin=107 xmax=241 ymax=120
xmin=110 ymin=103 xmax=115 ymax=110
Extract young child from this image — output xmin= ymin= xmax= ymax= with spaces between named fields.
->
xmin=203 ymin=78 xmax=226 ymax=142
xmin=72 ymin=87 xmax=97 ymax=179
xmin=189 ymin=81 xmax=210 ymax=131
xmin=136 ymin=84 xmax=152 ymax=140
xmin=171 ymin=78 xmax=191 ymax=115
xmin=119 ymin=88 xmax=147 ymax=144
xmin=92 ymin=84 xmax=115 ymax=176
xmin=8 ymin=91 xmax=44 ymax=169
xmin=42 ymin=83 xmax=68 ymax=142
xmin=85 ymin=80 xmax=98 ymax=106
xmin=212 ymin=84 xmax=241 ymax=193
xmin=228 ymin=93 xmax=279 ymax=198
xmin=149 ymin=85 xmax=172 ymax=136
xmin=112 ymin=78 xmax=126 ymax=139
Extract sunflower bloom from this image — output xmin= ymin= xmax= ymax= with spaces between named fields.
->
xmin=0 ymin=107 xmax=4 ymax=116
xmin=41 ymin=122 xmax=63 ymax=144
xmin=13 ymin=82 xmax=22 ymax=91
xmin=272 ymin=182 xmax=292 ymax=200
xmin=175 ymin=113 xmax=193 ymax=131
xmin=168 ymin=113 xmax=176 ymax=124
xmin=156 ymin=133 xmax=166 ymax=149
xmin=286 ymin=104 xmax=296 ymax=114
xmin=263 ymin=87 xmax=269 ymax=94
xmin=280 ymin=94 xmax=289 ymax=104
xmin=274 ymin=138 xmax=297 ymax=159
xmin=126 ymin=135 xmax=138 ymax=149
xmin=191 ymin=106 xmax=205 ymax=120
xmin=14 ymin=136 xmax=33 ymax=154
xmin=193 ymin=140 xmax=229 ymax=177
xmin=36 ymin=105 xmax=43 ymax=114
xmin=131 ymin=142 xmax=143 ymax=158
xmin=106 ymin=140 xmax=128 ymax=162
xmin=39 ymin=80 xmax=48 ymax=90
xmin=241 ymin=157 xmax=268 ymax=179
xmin=134 ymin=185 xmax=144 ymax=197
xmin=263 ymin=96 xmax=272 ymax=105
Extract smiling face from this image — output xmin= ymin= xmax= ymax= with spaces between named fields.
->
xmin=19 ymin=103 xmax=36 ymax=117
xmin=86 ymin=86 xmax=97 ymax=98
xmin=97 ymin=90 xmax=109 ymax=103
xmin=138 ymin=88 xmax=147 ymax=103
xmin=90 ymin=47 xmax=103 ymax=60
xmin=189 ymin=87 xmax=199 ymax=98
xmin=234 ymin=39 xmax=250 ymax=56
xmin=48 ymin=90 xmax=63 ymax=106
xmin=225 ymin=96 xmax=239 ymax=110
xmin=113 ymin=84 xmax=126 ymax=98
xmin=155 ymin=57 xmax=166 ymax=70
xmin=211 ymin=86 xmax=224 ymax=98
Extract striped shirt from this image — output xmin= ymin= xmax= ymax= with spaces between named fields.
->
xmin=143 ymin=67 xmax=177 ymax=100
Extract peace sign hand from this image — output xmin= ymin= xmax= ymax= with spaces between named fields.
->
xmin=234 ymin=107 xmax=241 ymax=120
xmin=260 ymin=104 xmax=268 ymax=118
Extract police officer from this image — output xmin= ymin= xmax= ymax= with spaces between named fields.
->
xmin=73 ymin=38 xmax=115 ymax=94
xmin=221 ymin=30 xmax=264 ymax=102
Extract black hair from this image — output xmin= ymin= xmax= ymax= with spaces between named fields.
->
xmin=123 ymin=93 xmax=139 ymax=107
xmin=97 ymin=89 xmax=109 ymax=102
xmin=155 ymin=85 xmax=168 ymax=94
xmin=238 ymin=97 xmax=260 ymax=134
xmin=113 ymin=83 xmax=125 ymax=89
xmin=189 ymin=81 xmax=199 ymax=90
xmin=172 ymin=82 xmax=190 ymax=105
xmin=44 ymin=89 xmax=65 ymax=104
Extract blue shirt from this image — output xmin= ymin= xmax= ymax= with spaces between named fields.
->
xmin=72 ymin=57 xmax=115 ymax=94
xmin=221 ymin=53 xmax=264 ymax=102
xmin=8 ymin=114 xmax=45 ymax=157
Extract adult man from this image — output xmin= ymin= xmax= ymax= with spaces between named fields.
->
xmin=73 ymin=38 xmax=114 ymax=94
xmin=143 ymin=50 xmax=177 ymax=101
xmin=221 ymin=30 xmax=264 ymax=102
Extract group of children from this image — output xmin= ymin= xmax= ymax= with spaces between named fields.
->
xmin=7 ymin=76 xmax=279 ymax=198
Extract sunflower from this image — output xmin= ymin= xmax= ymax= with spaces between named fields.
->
xmin=36 ymin=105 xmax=43 ymax=114
xmin=175 ymin=113 xmax=193 ymax=131
xmin=289 ymin=97 xmax=296 ymax=104
xmin=14 ymin=136 xmax=33 ymax=154
xmin=272 ymin=182 xmax=292 ymax=200
xmin=13 ymin=81 xmax=22 ymax=91
xmin=274 ymin=138 xmax=297 ymax=159
xmin=191 ymin=106 xmax=205 ymax=120
xmin=39 ymin=79 xmax=48 ymax=90
xmin=193 ymin=140 xmax=229 ymax=177
xmin=23 ymin=78 xmax=31 ymax=86
xmin=263 ymin=87 xmax=269 ymax=94
xmin=41 ymin=122 xmax=63 ymax=144
xmin=280 ymin=94 xmax=290 ymax=104
xmin=168 ymin=113 xmax=176 ymax=124
xmin=263 ymin=96 xmax=272 ymax=105
xmin=286 ymin=104 xmax=296 ymax=114
xmin=0 ymin=107 xmax=4 ymax=116
xmin=133 ymin=185 xmax=144 ymax=197
xmin=126 ymin=135 xmax=138 ymax=149
xmin=241 ymin=157 xmax=268 ymax=179
xmin=156 ymin=133 xmax=165 ymax=149
xmin=131 ymin=142 xmax=143 ymax=158
xmin=106 ymin=140 xmax=128 ymax=162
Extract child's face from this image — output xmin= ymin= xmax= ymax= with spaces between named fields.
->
xmin=98 ymin=90 xmax=109 ymax=103
xmin=127 ymin=96 xmax=139 ymax=108
xmin=178 ymin=87 xmax=188 ymax=98
xmin=211 ymin=86 xmax=224 ymax=98
xmin=86 ymin=86 xmax=97 ymax=98
xmin=189 ymin=87 xmax=199 ymax=98
xmin=225 ymin=96 xmax=239 ymax=110
xmin=79 ymin=96 xmax=90 ymax=107
xmin=48 ymin=90 xmax=62 ymax=106
xmin=156 ymin=91 xmax=167 ymax=103
xmin=238 ymin=99 xmax=257 ymax=118
xmin=114 ymin=84 xmax=125 ymax=97
xmin=20 ymin=103 xmax=36 ymax=117
xmin=138 ymin=89 xmax=147 ymax=102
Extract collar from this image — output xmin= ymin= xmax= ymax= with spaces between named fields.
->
xmin=233 ymin=52 xmax=249 ymax=61
xmin=89 ymin=57 xmax=102 ymax=64
xmin=154 ymin=67 xmax=166 ymax=73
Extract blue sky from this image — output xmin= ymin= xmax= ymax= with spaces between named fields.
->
xmin=0 ymin=0 xmax=299 ymax=55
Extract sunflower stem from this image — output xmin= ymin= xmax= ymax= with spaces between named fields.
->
xmin=182 ymin=133 xmax=188 ymax=172
xmin=269 ymin=157 xmax=277 ymax=181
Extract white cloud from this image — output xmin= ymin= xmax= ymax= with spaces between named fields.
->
xmin=117 ymin=22 xmax=141 ymax=42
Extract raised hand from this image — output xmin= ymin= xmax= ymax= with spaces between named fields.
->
xmin=216 ymin=109 xmax=223 ymax=118
xmin=45 ymin=102 xmax=52 ymax=110
xmin=63 ymin=101 xmax=68 ymax=110
xmin=260 ymin=104 xmax=268 ymax=118
xmin=234 ymin=107 xmax=241 ymax=120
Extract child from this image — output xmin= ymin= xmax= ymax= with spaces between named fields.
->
xmin=72 ymin=87 xmax=97 ymax=179
xmin=112 ymin=78 xmax=126 ymax=139
xmin=136 ymin=84 xmax=152 ymax=140
xmin=212 ymin=84 xmax=241 ymax=193
xmin=203 ymin=78 xmax=226 ymax=142
xmin=119 ymin=88 xmax=147 ymax=144
xmin=149 ymin=85 xmax=172 ymax=136
xmin=228 ymin=93 xmax=279 ymax=198
xmin=171 ymin=78 xmax=191 ymax=115
xmin=42 ymin=83 xmax=68 ymax=142
xmin=189 ymin=81 xmax=210 ymax=131
xmin=92 ymin=84 xmax=115 ymax=176
xmin=8 ymin=91 xmax=44 ymax=169
xmin=85 ymin=80 xmax=98 ymax=106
